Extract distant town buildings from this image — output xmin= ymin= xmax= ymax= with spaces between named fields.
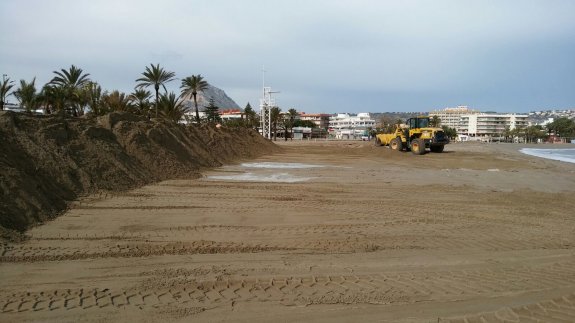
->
xmin=528 ymin=109 xmax=575 ymax=126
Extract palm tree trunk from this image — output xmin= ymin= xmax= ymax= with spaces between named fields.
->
xmin=155 ymin=84 xmax=160 ymax=118
xmin=193 ymin=94 xmax=200 ymax=123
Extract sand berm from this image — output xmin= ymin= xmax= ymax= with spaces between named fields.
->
xmin=0 ymin=111 xmax=279 ymax=240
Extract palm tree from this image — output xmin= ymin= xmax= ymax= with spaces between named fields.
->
xmin=270 ymin=106 xmax=281 ymax=141
xmin=157 ymin=92 xmax=189 ymax=122
xmin=287 ymin=108 xmax=298 ymax=140
xmin=0 ymin=76 xmax=15 ymax=111
xmin=101 ymin=90 xmax=131 ymax=113
xmin=129 ymin=88 xmax=152 ymax=116
xmin=82 ymin=82 xmax=103 ymax=116
xmin=38 ymin=84 xmax=66 ymax=115
xmin=135 ymin=63 xmax=176 ymax=118
xmin=49 ymin=65 xmax=91 ymax=116
xmin=13 ymin=78 xmax=38 ymax=113
xmin=180 ymin=75 xmax=208 ymax=123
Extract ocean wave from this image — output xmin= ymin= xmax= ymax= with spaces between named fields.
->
xmin=520 ymin=148 xmax=575 ymax=164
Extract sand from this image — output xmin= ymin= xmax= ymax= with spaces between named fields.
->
xmin=1 ymin=140 xmax=575 ymax=322
xmin=0 ymin=111 xmax=278 ymax=237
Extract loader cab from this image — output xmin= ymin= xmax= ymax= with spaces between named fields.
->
xmin=407 ymin=117 xmax=430 ymax=129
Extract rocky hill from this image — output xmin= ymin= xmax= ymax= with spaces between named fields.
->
xmin=181 ymin=84 xmax=241 ymax=111
xmin=0 ymin=111 xmax=279 ymax=240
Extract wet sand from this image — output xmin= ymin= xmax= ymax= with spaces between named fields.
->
xmin=1 ymin=141 xmax=575 ymax=322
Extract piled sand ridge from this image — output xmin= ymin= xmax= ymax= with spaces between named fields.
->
xmin=0 ymin=111 xmax=279 ymax=239
xmin=1 ymin=130 xmax=575 ymax=322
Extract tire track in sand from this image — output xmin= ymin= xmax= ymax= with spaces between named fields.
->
xmin=2 ymin=260 xmax=575 ymax=314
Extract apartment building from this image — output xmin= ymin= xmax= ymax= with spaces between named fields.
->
xmin=429 ymin=106 xmax=479 ymax=128
xmin=458 ymin=114 xmax=529 ymax=138
xmin=299 ymin=113 xmax=332 ymax=129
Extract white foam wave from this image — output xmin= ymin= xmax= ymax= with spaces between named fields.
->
xmin=520 ymin=148 xmax=575 ymax=164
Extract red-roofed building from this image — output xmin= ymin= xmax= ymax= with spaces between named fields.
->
xmin=220 ymin=109 xmax=243 ymax=121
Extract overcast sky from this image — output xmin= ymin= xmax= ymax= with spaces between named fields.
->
xmin=1 ymin=0 xmax=574 ymax=113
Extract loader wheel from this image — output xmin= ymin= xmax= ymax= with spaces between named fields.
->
xmin=390 ymin=138 xmax=403 ymax=151
xmin=411 ymin=138 xmax=425 ymax=155
xmin=374 ymin=137 xmax=383 ymax=146
xmin=430 ymin=145 xmax=444 ymax=153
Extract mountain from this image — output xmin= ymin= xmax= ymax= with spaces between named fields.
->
xmin=181 ymin=84 xmax=241 ymax=111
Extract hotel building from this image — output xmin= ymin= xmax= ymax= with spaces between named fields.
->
xmin=429 ymin=106 xmax=480 ymax=128
xmin=458 ymin=113 xmax=529 ymax=138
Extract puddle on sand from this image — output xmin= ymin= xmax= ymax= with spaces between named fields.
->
xmin=206 ymin=162 xmax=322 ymax=182
xmin=240 ymin=162 xmax=324 ymax=169
xmin=207 ymin=172 xmax=314 ymax=183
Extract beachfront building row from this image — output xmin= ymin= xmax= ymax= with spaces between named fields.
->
xmin=430 ymin=106 xmax=528 ymax=140
xmin=458 ymin=113 xmax=529 ymax=139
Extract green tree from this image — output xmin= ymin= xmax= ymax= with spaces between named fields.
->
xmin=523 ymin=125 xmax=546 ymax=143
xmin=101 ymin=90 xmax=131 ymax=113
xmin=136 ymin=63 xmax=176 ymax=118
xmin=82 ymin=82 xmax=103 ymax=116
xmin=547 ymin=117 xmax=575 ymax=139
xmin=441 ymin=125 xmax=457 ymax=140
xmin=38 ymin=84 xmax=66 ymax=115
xmin=430 ymin=115 xmax=441 ymax=127
xmin=157 ymin=92 xmax=189 ymax=122
xmin=502 ymin=126 xmax=512 ymax=142
xmin=13 ymin=77 xmax=38 ymax=113
xmin=0 ymin=77 xmax=15 ymax=111
xmin=293 ymin=119 xmax=316 ymax=128
xmin=180 ymin=75 xmax=209 ymax=124
xmin=129 ymin=88 xmax=152 ymax=116
xmin=243 ymin=102 xmax=259 ymax=130
xmin=49 ymin=65 xmax=91 ymax=116
xmin=204 ymin=98 xmax=221 ymax=124
xmin=287 ymin=108 xmax=298 ymax=140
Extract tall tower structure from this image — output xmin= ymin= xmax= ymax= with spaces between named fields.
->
xmin=259 ymin=67 xmax=279 ymax=139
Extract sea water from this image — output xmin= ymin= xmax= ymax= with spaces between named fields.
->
xmin=520 ymin=148 xmax=575 ymax=164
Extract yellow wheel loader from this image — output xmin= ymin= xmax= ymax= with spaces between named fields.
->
xmin=374 ymin=116 xmax=449 ymax=155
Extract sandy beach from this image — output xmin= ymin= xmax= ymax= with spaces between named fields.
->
xmin=1 ymin=140 xmax=575 ymax=322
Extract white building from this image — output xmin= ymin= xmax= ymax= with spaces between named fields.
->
xmin=458 ymin=113 xmax=529 ymax=139
xmin=329 ymin=113 xmax=375 ymax=130
xmin=328 ymin=113 xmax=376 ymax=139
xmin=429 ymin=106 xmax=479 ymax=128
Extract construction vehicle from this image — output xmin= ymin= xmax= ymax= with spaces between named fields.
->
xmin=374 ymin=116 xmax=449 ymax=155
